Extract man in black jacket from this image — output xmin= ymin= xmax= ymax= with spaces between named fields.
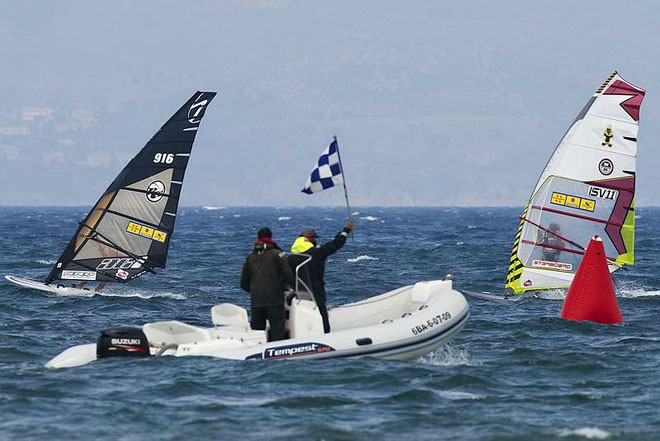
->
xmin=289 ymin=219 xmax=354 ymax=333
xmin=240 ymin=228 xmax=295 ymax=341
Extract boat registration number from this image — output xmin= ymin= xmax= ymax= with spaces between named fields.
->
xmin=411 ymin=312 xmax=452 ymax=335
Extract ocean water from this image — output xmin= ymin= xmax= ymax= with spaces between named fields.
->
xmin=1 ymin=206 xmax=660 ymax=441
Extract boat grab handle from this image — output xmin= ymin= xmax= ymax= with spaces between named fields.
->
xmin=289 ymin=253 xmax=317 ymax=304
xmin=154 ymin=343 xmax=179 ymax=357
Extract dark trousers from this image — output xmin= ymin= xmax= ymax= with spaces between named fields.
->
xmin=251 ymin=305 xmax=286 ymax=341
xmin=317 ymin=298 xmax=330 ymax=334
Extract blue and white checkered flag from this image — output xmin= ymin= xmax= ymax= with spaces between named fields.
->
xmin=301 ymin=139 xmax=344 ymax=194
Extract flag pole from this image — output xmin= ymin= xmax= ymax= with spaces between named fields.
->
xmin=334 ymin=136 xmax=354 ymax=240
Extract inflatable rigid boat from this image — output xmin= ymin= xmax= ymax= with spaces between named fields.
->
xmin=46 ymin=276 xmax=469 ymax=368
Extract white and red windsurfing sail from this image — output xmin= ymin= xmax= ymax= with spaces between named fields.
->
xmin=505 ymin=72 xmax=645 ymax=294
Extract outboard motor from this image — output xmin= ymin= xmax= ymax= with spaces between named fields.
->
xmin=97 ymin=327 xmax=151 ymax=358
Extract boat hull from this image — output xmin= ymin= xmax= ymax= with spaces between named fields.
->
xmin=46 ymin=279 xmax=469 ymax=368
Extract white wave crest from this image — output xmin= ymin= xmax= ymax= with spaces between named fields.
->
xmin=433 ymin=390 xmax=485 ymax=401
xmin=53 ymin=290 xmax=95 ymax=298
xmin=278 ymin=216 xmax=291 ymax=221
xmin=347 ymin=255 xmax=379 ymax=263
xmin=558 ymin=427 xmax=611 ymax=439
xmin=508 ymin=286 xmax=659 ymax=300
xmin=618 ymin=288 xmax=660 ymax=298
xmin=360 ymin=216 xmax=379 ymax=221
xmin=608 ymin=279 xmax=660 ymax=298
xmin=218 ymin=396 xmax=279 ymax=407
xmin=202 ymin=206 xmax=225 ymax=210
xmin=97 ymin=290 xmax=187 ymax=300
xmin=533 ymin=289 xmax=566 ymax=300
xmin=37 ymin=259 xmax=56 ymax=265
xmin=421 ymin=344 xmax=474 ymax=366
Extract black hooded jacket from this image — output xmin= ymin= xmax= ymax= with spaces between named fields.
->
xmin=240 ymin=239 xmax=295 ymax=307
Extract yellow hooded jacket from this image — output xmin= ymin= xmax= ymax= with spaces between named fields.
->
xmin=291 ymin=236 xmax=315 ymax=254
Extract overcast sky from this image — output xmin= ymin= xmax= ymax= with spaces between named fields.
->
xmin=1 ymin=0 xmax=659 ymax=207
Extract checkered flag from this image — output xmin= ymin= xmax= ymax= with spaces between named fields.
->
xmin=301 ymin=139 xmax=344 ymax=194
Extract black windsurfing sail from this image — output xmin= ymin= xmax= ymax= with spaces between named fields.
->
xmin=45 ymin=91 xmax=217 ymax=285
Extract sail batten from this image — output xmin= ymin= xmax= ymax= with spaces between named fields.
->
xmin=45 ymin=91 xmax=216 ymax=285
xmin=520 ymin=243 xmax=580 ymax=256
xmin=528 ymin=205 xmax=622 ymax=226
xmin=505 ymin=72 xmax=644 ymax=294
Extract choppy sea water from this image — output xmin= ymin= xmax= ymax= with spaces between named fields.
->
xmin=1 ymin=206 xmax=660 ymax=441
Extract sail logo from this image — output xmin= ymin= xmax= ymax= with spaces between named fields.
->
xmin=61 ymin=270 xmax=97 ymax=281
xmin=146 ymin=180 xmax=166 ymax=203
xmin=532 ymin=260 xmax=573 ymax=271
xmin=598 ymin=158 xmax=614 ymax=176
xmin=587 ymin=186 xmax=618 ymax=200
xmin=96 ymin=258 xmax=142 ymax=271
xmin=188 ymin=98 xmax=209 ymax=124
xmin=601 ymin=125 xmax=614 ymax=147
xmin=126 ymin=221 xmax=167 ymax=243
xmin=550 ymin=192 xmax=595 ymax=212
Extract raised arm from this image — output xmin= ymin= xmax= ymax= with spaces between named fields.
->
xmin=319 ymin=219 xmax=354 ymax=259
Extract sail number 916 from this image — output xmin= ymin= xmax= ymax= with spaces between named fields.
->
xmin=411 ymin=312 xmax=452 ymax=335
xmin=154 ymin=153 xmax=174 ymax=164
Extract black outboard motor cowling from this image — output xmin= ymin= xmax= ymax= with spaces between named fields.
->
xmin=97 ymin=327 xmax=151 ymax=358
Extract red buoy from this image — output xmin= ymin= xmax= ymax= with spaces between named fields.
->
xmin=560 ymin=236 xmax=623 ymax=324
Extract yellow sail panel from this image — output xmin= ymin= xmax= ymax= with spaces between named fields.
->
xmin=505 ymin=204 xmax=528 ymax=294
xmin=615 ymin=197 xmax=635 ymax=266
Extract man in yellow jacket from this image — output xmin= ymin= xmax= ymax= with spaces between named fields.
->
xmin=289 ymin=219 xmax=354 ymax=333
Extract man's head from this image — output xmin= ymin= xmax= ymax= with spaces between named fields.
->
xmin=549 ymin=223 xmax=560 ymax=232
xmin=300 ymin=227 xmax=318 ymax=243
xmin=257 ymin=227 xmax=272 ymax=239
